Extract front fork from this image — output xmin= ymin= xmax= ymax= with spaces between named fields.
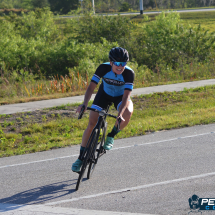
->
xmin=101 ymin=121 xmax=107 ymax=145
xmin=89 ymin=120 xmax=108 ymax=164
xmin=94 ymin=121 xmax=107 ymax=160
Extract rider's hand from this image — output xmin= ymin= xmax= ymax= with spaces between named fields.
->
xmin=76 ymin=104 xmax=87 ymax=113
xmin=116 ymin=115 xmax=124 ymax=131
xmin=117 ymin=115 xmax=125 ymax=124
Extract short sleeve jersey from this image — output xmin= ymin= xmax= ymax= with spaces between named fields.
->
xmin=91 ymin=62 xmax=134 ymax=97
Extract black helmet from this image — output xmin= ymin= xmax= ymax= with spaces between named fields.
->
xmin=109 ymin=47 xmax=129 ymax=62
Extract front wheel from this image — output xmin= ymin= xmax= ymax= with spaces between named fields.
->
xmin=87 ymin=126 xmax=106 ymax=179
xmin=76 ymin=129 xmax=98 ymax=190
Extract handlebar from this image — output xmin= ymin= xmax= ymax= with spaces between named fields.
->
xmin=78 ymin=105 xmax=122 ymax=130
xmin=78 ymin=105 xmax=117 ymax=119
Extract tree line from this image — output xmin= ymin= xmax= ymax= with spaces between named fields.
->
xmin=0 ymin=0 xmax=214 ymax=14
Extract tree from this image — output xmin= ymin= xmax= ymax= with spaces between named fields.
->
xmin=119 ymin=2 xmax=131 ymax=11
xmin=0 ymin=0 xmax=13 ymax=9
xmin=48 ymin=0 xmax=79 ymax=14
xmin=21 ymin=0 xmax=33 ymax=9
xmin=32 ymin=0 xmax=50 ymax=8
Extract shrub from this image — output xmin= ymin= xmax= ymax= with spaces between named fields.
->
xmin=129 ymin=12 xmax=215 ymax=69
xmin=0 ymin=9 xmax=215 ymax=82
xmin=0 ymin=9 xmax=119 ymax=76
xmin=119 ymin=2 xmax=131 ymax=12
xmin=69 ymin=14 xmax=134 ymax=43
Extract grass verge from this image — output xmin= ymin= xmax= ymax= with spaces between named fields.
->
xmin=1 ymin=85 xmax=215 ymax=157
xmin=131 ymin=10 xmax=215 ymax=31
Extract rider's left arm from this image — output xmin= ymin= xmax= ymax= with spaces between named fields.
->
xmin=118 ymin=90 xmax=132 ymax=119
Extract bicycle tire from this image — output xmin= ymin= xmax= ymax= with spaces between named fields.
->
xmin=76 ymin=129 xmax=98 ymax=190
xmin=87 ymin=125 xmax=106 ymax=179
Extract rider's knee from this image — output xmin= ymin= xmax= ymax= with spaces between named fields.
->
xmin=127 ymin=100 xmax=133 ymax=114
xmin=126 ymin=108 xmax=133 ymax=118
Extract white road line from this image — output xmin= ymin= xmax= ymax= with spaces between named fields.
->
xmin=45 ymin=171 xmax=215 ymax=206
xmin=0 ymin=131 xmax=214 ymax=169
xmin=112 ymin=131 xmax=215 ymax=150
xmin=0 ymin=154 xmax=78 ymax=169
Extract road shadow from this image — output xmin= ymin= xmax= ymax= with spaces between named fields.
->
xmin=0 ymin=179 xmax=77 ymax=212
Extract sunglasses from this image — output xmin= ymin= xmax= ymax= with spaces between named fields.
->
xmin=113 ymin=62 xmax=127 ymax=67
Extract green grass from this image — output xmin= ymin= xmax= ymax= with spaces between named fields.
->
xmin=57 ymin=10 xmax=215 ymax=35
xmin=131 ymin=10 xmax=215 ymax=31
xmin=56 ymin=6 xmax=215 ymax=16
xmin=180 ymin=11 xmax=215 ymax=31
xmin=1 ymin=85 xmax=215 ymax=157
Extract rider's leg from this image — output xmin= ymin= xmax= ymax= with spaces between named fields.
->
xmin=81 ymin=111 xmax=99 ymax=148
xmin=104 ymin=100 xmax=133 ymax=150
xmin=115 ymin=100 xmax=133 ymax=130
xmin=72 ymin=86 xmax=109 ymax=172
xmin=72 ymin=111 xmax=99 ymax=172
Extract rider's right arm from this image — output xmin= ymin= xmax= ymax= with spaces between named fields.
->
xmin=91 ymin=63 xmax=111 ymax=84
xmin=81 ymin=63 xmax=109 ymax=109
xmin=83 ymin=82 xmax=97 ymax=106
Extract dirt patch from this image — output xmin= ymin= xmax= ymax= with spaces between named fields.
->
xmin=0 ymin=106 xmax=79 ymax=134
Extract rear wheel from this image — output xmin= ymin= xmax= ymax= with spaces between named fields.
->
xmin=76 ymin=129 xmax=98 ymax=190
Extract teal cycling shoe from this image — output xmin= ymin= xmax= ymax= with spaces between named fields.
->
xmin=103 ymin=136 xmax=114 ymax=150
xmin=72 ymin=159 xmax=83 ymax=172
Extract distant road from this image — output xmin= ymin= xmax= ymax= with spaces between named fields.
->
xmin=60 ymin=8 xmax=215 ymax=18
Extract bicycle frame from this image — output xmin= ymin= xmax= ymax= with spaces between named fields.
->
xmin=80 ymin=105 xmax=111 ymax=161
xmin=75 ymin=104 xmax=120 ymax=190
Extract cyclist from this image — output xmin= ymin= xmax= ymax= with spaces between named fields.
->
xmin=72 ymin=47 xmax=134 ymax=172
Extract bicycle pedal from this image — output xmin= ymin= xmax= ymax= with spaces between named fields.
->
xmin=101 ymin=146 xmax=106 ymax=153
xmin=72 ymin=170 xmax=81 ymax=174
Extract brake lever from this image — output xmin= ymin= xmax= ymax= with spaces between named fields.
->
xmin=78 ymin=105 xmax=86 ymax=119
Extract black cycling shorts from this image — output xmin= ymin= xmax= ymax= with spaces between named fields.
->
xmin=91 ymin=84 xmax=123 ymax=111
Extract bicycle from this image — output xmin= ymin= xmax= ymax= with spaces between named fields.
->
xmin=75 ymin=104 xmax=121 ymax=191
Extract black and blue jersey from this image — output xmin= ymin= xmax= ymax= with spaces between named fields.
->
xmin=91 ymin=62 xmax=134 ymax=97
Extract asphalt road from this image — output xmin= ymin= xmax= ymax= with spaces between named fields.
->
xmin=1 ymin=123 xmax=215 ymax=215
